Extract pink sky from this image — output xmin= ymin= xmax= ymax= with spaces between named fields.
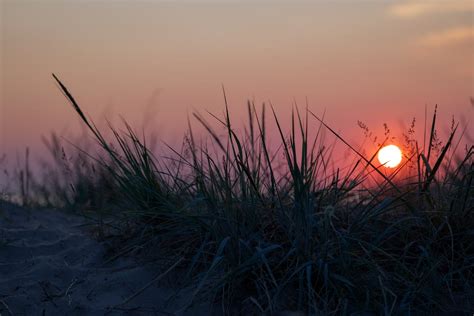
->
xmin=1 ymin=0 xmax=473 ymax=161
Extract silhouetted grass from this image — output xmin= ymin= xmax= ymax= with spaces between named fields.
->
xmin=27 ymin=74 xmax=472 ymax=314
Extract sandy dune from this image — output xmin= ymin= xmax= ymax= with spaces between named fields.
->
xmin=0 ymin=201 xmax=214 ymax=316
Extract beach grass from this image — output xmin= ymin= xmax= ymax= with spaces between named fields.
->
xmin=12 ymin=74 xmax=472 ymax=314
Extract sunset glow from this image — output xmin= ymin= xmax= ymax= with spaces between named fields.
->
xmin=378 ymin=145 xmax=402 ymax=168
xmin=1 ymin=1 xmax=472 ymax=158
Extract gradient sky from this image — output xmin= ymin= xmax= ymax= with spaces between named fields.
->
xmin=1 ymin=0 xmax=473 ymax=161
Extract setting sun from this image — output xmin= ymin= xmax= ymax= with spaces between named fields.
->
xmin=378 ymin=145 xmax=402 ymax=168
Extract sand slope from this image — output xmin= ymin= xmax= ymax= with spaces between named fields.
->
xmin=0 ymin=201 xmax=213 ymax=316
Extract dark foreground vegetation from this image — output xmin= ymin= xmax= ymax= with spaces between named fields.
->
xmin=3 ymin=74 xmax=473 ymax=315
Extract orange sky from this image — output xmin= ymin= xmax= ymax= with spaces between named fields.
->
xmin=1 ymin=0 xmax=473 ymax=160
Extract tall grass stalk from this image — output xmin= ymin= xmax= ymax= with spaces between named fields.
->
xmin=47 ymin=74 xmax=473 ymax=315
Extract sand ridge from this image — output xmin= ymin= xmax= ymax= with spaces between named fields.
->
xmin=0 ymin=201 xmax=212 ymax=315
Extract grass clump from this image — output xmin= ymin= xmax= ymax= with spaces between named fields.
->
xmin=48 ymin=74 xmax=473 ymax=315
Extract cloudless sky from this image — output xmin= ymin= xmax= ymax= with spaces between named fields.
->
xmin=1 ymin=0 xmax=473 ymax=161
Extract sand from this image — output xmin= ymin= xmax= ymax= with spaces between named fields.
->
xmin=0 ymin=201 xmax=216 ymax=316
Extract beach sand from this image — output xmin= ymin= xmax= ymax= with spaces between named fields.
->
xmin=0 ymin=201 xmax=217 ymax=315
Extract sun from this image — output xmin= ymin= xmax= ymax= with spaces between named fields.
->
xmin=378 ymin=145 xmax=402 ymax=168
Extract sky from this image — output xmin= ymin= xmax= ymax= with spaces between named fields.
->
xmin=1 ymin=0 xmax=473 ymax=164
